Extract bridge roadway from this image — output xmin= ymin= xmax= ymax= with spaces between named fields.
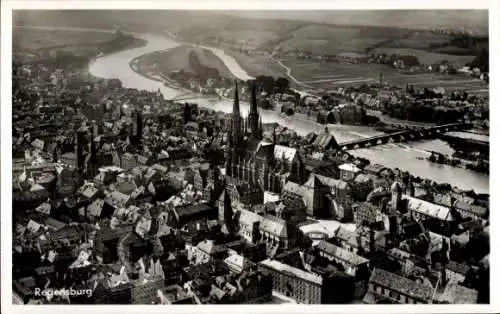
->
xmin=170 ymin=92 xmax=223 ymax=102
xmin=339 ymin=123 xmax=472 ymax=151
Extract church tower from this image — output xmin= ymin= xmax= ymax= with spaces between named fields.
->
xmin=231 ymin=81 xmax=243 ymax=147
xmin=75 ymin=130 xmax=85 ymax=171
xmin=132 ymin=109 xmax=143 ymax=145
xmin=89 ymin=134 xmax=98 ymax=177
xmin=248 ymin=81 xmax=261 ymax=139
xmin=391 ymin=181 xmax=402 ymax=215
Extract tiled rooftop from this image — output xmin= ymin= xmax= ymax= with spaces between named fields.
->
xmin=369 ymin=268 xmax=433 ymax=301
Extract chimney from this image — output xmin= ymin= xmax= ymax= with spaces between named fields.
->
xmin=450 ymin=196 xmax=456 ymax=211
xmin=440 ymin=264 xmax=447 ymax=288
xmin=369 ymin=226 xmax=375 ymax=254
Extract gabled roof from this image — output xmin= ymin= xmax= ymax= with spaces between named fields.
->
xmin=283 ymin=181 xmax=304 ymax=196
xmin=237 ymin=209 xmax=262 ymax=226
xmin=151 ymin=164 xmax=168 ymax=173
xmin=354 ymin=174 xmax=373 ymax=184
xmin=61 ymin=152 xmax=77 ymax=159
xmin=106 ymin=191 xmax=130 ymax=208
xmin=78 ymin=183 xmax=99 ymax=199
xmin=304 ymin=174 xmax=321 ymax=189
xmin=339 ymin=163 xmax=361 ymax=173
xmin=315 ymin=174 xmax=349 ymax=190
xmin=88 ymin=199 xmax=105 ymax=217
xmin=403 ymin=195 xmax=454 ymax=221
xmin=35 ymin=202 xmax=52 ymax=215
xmin=136 ymin=155 xmax=152 ymax=165
xmin=281 ymin=194 xmax=306 ymax=213
xmin=454 ymin=200 xmax=487 ymax=217
xmin=259 ymin=215 xmax=287 ymax=237
xmin=224 ymin=253 xmax=251 ymax=272
xmin=30 ymin=183 xmax=47 ymax=193
xmin=259 ymin=259 xmax=322 ymax=285
xmin=274 ymin=145 xmax=297 ymax=162
xmin=210 ymin=285 xmax=226 ymax=300
xmin=438 ymin=283 xmax=478 ymax=304
xmin=116 ymin=180 xmax=138 ymax=195
xmin=135 ymin=215 xmax=152 ymax=239
xmin=387 ymin=247 xmax=412 ymax=261
xmin=369 ymin=268 xmax=433 ymax=301
xmin=197 ymin=239 xmax=226 ymax=255
xmin=363 ymin=164 xmax=391 ymax=176
xmin=94 ymin=171 xmax=114 ymax=183
xmin=185 ymin=121 xmax=200 ymax=130
xmin=391 ymin=181 xmax=402 ymax=193
xmin=317 ymin=241 xmax=368 ymax=265
xmin=313 ymin=131 xmax=338 ymax=149
xmin=334 ymin=227 xmax=358 ymax=248
xmin=176 ymin=203 xmax=212 ymax=217
xmin=130 ymin=186 xmax=145 ymax=200
xmin=122 ymin=152 xmax=136 ymax=159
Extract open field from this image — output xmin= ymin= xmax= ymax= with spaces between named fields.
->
xmin=275 ymin=24 xmax=400 ymax=55
xmin=280 ymin=58 xmax=488 ymax=95
xmin=176 ymin=16 xmax=308 ymax=48
xmin=223 ymin=50 xmax=287 ymax=78
xmin=384 ymin=31 xmax=452 ymax=49
xmin=13 ymin=28 xmax=116 ymax=51
xmin=214 ymin=30 xmax=279 ymax=46
xmin=371 ymin=47 xmax=476 ymax=67
xmin=135 ymin=44 xmax=235 ymax=78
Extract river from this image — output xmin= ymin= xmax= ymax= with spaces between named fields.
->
xmin=86 ymin=32 xmax=489 ymax=194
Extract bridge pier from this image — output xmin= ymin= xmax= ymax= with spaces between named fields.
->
xmin=338 ymin=123 xmax=467 ymax=151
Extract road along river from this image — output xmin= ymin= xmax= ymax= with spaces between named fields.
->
xmin=84 ymin=32 xmax=489 ymax=194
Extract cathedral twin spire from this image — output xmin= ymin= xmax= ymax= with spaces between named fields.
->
xmin=230 ymin=80 xmax=262 ymax=144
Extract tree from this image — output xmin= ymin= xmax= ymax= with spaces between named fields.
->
xmin=275 ymin=77 xmax=290 ymax=92
xmin=183 ymin=103 xmax=192 ymax=124
xmin=255 ymin=75 xmax=275 ymax=94
xmin=258 ymin=98 xmax=272 ymax=110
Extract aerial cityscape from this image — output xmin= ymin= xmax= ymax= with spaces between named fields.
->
xmin=10 ymin=9 xmax=489 ymax=305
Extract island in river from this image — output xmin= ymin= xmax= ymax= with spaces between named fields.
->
xmin=87 ymin=31 xmax=489 ymax=195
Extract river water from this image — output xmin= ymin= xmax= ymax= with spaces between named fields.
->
xmin=88 ymin=33 xmax=489 ymax=194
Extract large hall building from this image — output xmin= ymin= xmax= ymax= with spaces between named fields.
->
xmin=224 ymin=81 xmax=305 ymax=196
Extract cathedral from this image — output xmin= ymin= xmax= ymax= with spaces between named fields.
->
xmin=224 ymin=81 xmax=305 ymax=196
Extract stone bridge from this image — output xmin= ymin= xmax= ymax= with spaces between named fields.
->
xmin=170 ymin=92 xmax=216 ymax=102
xmin=339 ymin=123 xmax=473 ymax=151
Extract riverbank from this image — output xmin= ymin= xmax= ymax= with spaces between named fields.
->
xmin=129 ymin=54 xmax=229 ymax=103
xmin=418 ymin=151 xmax=489 ymax=174
xmin=87 ymin=30 xmax=489 ymax=195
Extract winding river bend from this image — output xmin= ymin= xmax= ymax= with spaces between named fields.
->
xmin=84 ymin=32 xmax=489 ymax=194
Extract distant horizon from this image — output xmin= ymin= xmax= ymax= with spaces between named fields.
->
xmin=12 ymin=9 xmax=489 ymax=36
xmin=221 ymin=10 xmax=488 ymax=35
